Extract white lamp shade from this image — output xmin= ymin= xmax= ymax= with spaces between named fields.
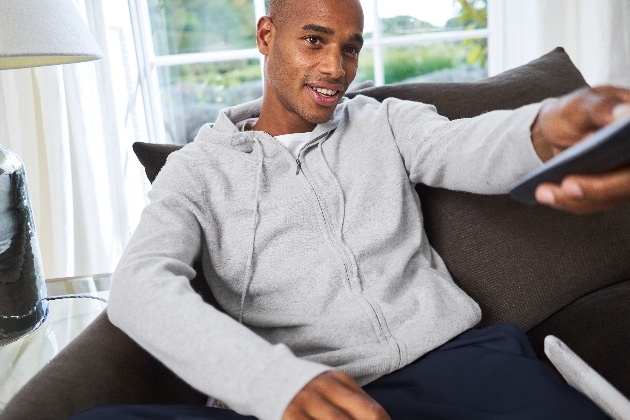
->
xmin=0 ymin=0 xmax=103 ymax=70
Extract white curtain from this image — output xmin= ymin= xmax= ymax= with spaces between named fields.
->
xmin=0 ymin=0 xmax=149 ymax=279
xmin=492 ymin=0 xmax=630 ymax=88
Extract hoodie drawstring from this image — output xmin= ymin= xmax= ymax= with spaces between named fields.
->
xmin=239 ymin=137 xmax=264 ymax=323
xmin=317 ymin=132 xmax=346 ymax=234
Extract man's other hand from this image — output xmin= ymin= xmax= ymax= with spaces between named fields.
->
xmin=283 ymin=371 xmax=390 ymax=420
xmin=531 ymin=86 xmax=630 ymax=214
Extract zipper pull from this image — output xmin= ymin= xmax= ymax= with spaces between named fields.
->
xmin=295 ymin=158 xmax=302 ymax=175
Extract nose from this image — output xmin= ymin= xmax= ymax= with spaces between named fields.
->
xmin=318 ymin=48 xmax=345 ymax=79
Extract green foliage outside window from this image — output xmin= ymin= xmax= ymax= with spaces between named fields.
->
xmin=151 ymin=0 xmax=256 ymax=55
xmin=150 ymin=0 xmax=261 ymax=106
xmin=356 ymin=44 xmax=468 ymax=85
xmin=453 ymin=0 xmax=488 ymax=67
xmin=357 ymin=0 xmax=489 ymax=85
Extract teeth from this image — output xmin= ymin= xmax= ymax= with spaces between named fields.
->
xmin=313 ymin=87 xmax=337 ymax=96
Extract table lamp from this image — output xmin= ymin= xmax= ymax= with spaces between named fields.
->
xmin=0 ymin=0 xmax=103 ymax=344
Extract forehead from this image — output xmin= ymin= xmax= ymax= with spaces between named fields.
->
xmin=280 ymin=0 xmax=364 ymax=35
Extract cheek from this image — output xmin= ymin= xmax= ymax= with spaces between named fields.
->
xmin=344 ymin=61 xmax=358 ymax=82
xmin=271 ymin=48 xmax=311 ymax=83
xmin=268 ymin=60 xmax=294 ymax=90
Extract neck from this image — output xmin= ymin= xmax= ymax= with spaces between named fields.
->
xmin=252 ymin=98 xmax=317 ymax=136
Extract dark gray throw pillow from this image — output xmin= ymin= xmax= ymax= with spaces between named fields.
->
xmin=132 ymin=142 xmax=182 ymax=184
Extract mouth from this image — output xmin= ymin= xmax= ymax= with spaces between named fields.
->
xmin=311 ymin=86 xmax=340 ymax=97
xmin=307 ymin=84 xmax=344 ymax=107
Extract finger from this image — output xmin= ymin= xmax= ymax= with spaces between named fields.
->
xmin=613 ymin=102 xmax=630 ymax=121
xmin=535 ymin=167 xmax=630 ymax=214
xmin=542 ymin=86 xmax=630 ymax=148
xmin=587 ymin=86 xmax=630 ymax=126
xmin=563 ymin=168 xmax=630 ymax=207
xmin=319 ymin=372 xmax=390 ymax=420
xmin=594 ymin=85 xmax=630 ymax=103
xmin=283 ymin=372 xmax=390 ymax=420
xmin=283 ymin=377 xmax=355 ymax=420
xmin=561 ymin=90 xmax=613 ymax=133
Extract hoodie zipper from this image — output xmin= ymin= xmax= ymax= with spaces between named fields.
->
xmin=294 ymin=132 xmax=404 ymax=369
xmin=295 ymin=132 xmax=330 ymax=175
xmin=294 ymin=131 xmax=358 ymax=292
xmin=255 ymin=127 xmax=403 ymax=368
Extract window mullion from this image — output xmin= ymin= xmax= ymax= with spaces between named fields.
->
xmin=487 ymin=0 xmax=504 ymax=76
xmin=128 ymin=0 xmax=166 ymax=144
xmin=371 ymin=0 xmax=385 ymax=86
xmin=377 ymin=28 xmax=491 ymax=47
xmin=151 ymin=49 xmax=261 ymax=68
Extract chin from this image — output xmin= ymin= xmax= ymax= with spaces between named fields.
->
xmin=306 ymin=109 xmax=337 ymax=125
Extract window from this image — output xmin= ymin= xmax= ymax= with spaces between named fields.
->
xmin=129 ymin=0 xmax=491 ymax=145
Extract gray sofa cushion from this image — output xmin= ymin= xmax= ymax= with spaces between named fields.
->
xmin=527 ymin=280 xmax=630 ymax=397
xmin=417 ymin=185 xmax=630 ymax=329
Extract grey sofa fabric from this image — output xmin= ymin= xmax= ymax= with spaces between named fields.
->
xmin=527 ymin=280 xmax=630 ymax=396
xmin=3 ymin=47 xmax=629 ymax=420
xmin=418 ymin=185 xmax=630 ymax=329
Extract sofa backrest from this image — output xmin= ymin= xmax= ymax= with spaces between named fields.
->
xmin=133 ymin=47 xmax=630 ymax=331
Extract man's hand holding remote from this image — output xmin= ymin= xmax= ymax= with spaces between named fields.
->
xmin=531 ymin=86 xmax=630 ymax=214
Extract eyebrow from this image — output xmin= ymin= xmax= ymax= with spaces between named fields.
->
xmin=301 ymin=24 xmax=364 ymax=46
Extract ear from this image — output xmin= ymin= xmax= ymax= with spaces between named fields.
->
xmin=257 ymin=16 xmax=274 ymax=56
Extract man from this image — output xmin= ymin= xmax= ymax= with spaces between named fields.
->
xmin=78 ymin=0 xmax=630 ymax=419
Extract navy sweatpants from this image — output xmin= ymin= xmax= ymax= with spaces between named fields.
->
xmin=71 ymin=323 xmax=607 ymax=419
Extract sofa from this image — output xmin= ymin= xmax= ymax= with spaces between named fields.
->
xmin=2 ymin=47 xmax=629 ymax=420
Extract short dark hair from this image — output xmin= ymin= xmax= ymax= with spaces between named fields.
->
xmin=266 ymin=0 xmax=364 ymax=31
xmin=265 ymin=0 xmax=294 ymax=29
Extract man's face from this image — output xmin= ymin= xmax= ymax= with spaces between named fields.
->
xmin=257 ymin=0 xmax=364 ymax=134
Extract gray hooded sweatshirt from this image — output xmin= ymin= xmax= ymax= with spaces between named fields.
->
xmin=108 ymin=95 xmax=543 ymax=420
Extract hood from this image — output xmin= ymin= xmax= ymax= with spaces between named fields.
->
xmin=193 ymin=97 xmax=348 ymax=154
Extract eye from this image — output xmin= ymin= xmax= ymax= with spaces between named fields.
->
xmin=344 ymin=46 xmax=360 ymax=56
xmin=304 ymin=36 xmax=320 ymax=45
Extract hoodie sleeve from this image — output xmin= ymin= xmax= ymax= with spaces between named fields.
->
xmin=107 ymin=147 xmax=330 ymax=420
xmin=383 ymin=97 xmax=545 ymax=194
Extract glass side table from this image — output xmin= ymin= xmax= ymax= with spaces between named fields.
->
xmin=0 ymin=273 xmax=111 ymax=410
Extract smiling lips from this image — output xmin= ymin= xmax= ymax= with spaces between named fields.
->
xmin=308 ymin=85 xmax=342 ymax=107
xmin=313 ymin=86 xmax=339 ymax=97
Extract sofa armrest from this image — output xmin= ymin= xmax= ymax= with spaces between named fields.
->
xmin=526 ymin=279 xmax=630 ymax=398
xmin=1 ymin=310 xmax=206 ymax=420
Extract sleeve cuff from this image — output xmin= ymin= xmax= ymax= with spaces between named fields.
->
xmin=226 ymin=344 xmax=331 ymax=420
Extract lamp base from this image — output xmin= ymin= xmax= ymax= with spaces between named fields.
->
xmin=1 ymin=144 xmax=49 ymax=345
xmin=0 ymin=299 xmax=49 ymax=345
